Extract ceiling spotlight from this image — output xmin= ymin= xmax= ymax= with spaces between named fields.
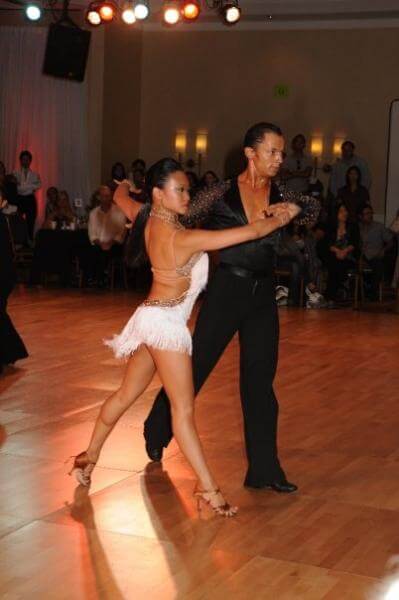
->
xmin=86 ymin=3 xmax=102 ymax=25
xmin=121 ymin=1 xmax=136 ymax=23
xmin=25 ymin=3 xmax=42 ymax=21
xmin=221 ymin=0 xmax=241 ymax=25
xmin=98 ymin=1 xmax=116 ymax=21
xmin=134 ymin=0 xmax=149 ymax=20
xmin=181 ymin=0 xmax=200 ymax=21
xmin=163 ymin=1 xmax=180 ymax=25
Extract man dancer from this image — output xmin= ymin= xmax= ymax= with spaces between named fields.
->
xmin=144 ymin=122 xmax=318 ymax=492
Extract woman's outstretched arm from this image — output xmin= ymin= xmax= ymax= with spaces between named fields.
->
xmin=177 ymin=203 xmax=300 ymax=254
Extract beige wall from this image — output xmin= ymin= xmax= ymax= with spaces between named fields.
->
xmin=101 ymin=26 xmax=143 ymax=182
xmin=135 ymin=28 xmax=399 ymax=212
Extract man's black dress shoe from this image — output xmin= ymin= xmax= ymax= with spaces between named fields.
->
xmin=265 ymin=479 xmax=298 ymax=493
xmin=246 ymin=479 xmax=298 ymax=493
xmin=145 ymin=443 xmax=163 ymax=462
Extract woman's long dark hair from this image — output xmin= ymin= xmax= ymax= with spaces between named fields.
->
xmin=125 ymin=157 xmax=182 ymax=268
xmin=345 ymin=165 xmax=362 ymax=187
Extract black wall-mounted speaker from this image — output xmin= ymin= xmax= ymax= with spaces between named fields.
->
xmin=43 ymin=24 xmax=91 ymax=83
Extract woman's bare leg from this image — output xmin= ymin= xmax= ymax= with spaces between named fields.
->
xmin=148 ymin=348 xmax=236 ymax=513
xmin=85 ymin=345 xmax=156 ymax=462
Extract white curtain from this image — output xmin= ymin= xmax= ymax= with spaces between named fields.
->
xmin=0 ymin=26 xmax=91 ymax=225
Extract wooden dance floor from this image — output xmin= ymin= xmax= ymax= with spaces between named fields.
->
xmin=1 ymin=287 xmax=399 ymax=599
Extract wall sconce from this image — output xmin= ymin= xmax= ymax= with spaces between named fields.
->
xmin=175 ymin=131 xmax=187 ymax=163
xmin=310 ymin=137 xmax=323 ymax=176
xmin=195 ymin=132 xmax=208 ymax=176
xmin=333 ymin=138 xmax=345 ymax=158
xmin=310 ymin=137 xmax=323 ymax=158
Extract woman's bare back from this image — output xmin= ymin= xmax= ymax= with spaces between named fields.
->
xmin=144 ymin=217 xmax=197 ymax=303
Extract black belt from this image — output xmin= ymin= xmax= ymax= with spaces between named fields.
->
xmin=219 ymin=262 xmax=271 ymax=280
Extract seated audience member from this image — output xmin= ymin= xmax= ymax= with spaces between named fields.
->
xmin=336 ymin=166 xmax=370 ymax=222
xmin=128 ymin=168 xmax=146 ymax=203
xmin=84 ymin=185 xmax=126 ymax=286
xmin=276 ymin=222 xmax=325 ymax=307
xmin=44 ymin=190 xmax=76 ymax=229
xmin=359 ymin=205 xmax=393 ymax=299
xmin=109 ymin=163 xmax=127 ymax=191
xmin=200 ymin=170 xmax=219 ymax=189
xmin=327 ymin=140 xmax=371 ymax=198
xmin=45 ymin=187 xmax=59 ymax=219
xmin=324 ymin=204 xmax=361 ymax=304
xmin=88 ymin=187 xmax=101 ymax=210
xmin=185 ymin=170 xmax=199 ymax=193
xmin=0 ymin=161 xmax=18 ymax=207
xmin=128 ymin=158 xmax=146 ymax=179
xmin=281 ymin=134 xmax=313 ymax=193
xmin=13 ymin=150 xmax=42 ymax=242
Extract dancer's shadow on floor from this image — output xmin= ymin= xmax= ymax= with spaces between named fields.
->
xmin=141 ymin=462 xmax=232 ymax=598
xmin=68 ymin=486 xmax=125 ymax=600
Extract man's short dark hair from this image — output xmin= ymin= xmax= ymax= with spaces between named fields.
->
xmin=132 ymin=158 xmax=146 ymax=171
xmin=244 ymin=122 xmax=283 ymax=149
xmin=292 ymin=133 xmax=306 ymax=145
xmin=342 ymin=140 xmax=355 ymax=150
xmin=19 ymin=150 xmax=32 ymax=161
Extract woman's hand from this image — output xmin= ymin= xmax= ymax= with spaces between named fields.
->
xmin=265 ymin=202 xmax=301 ymax=225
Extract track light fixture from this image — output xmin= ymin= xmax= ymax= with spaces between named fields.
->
xmin=99 ymin=1 xmax=116 ymax=21
xmin=83 ymin=0 xmax=242 ymax=27
xmin=86 ymin=6 xmax=101 ymax=25
xmin=85 ymin=0 xmax=120 ymax=25
xmin=220 ymin=0 xmax=241 ymax=25
xmin=25 ymin=2 xmax=42 ymax=21
xmin=181 ymin=0 xmax=200 ymax=21
xmin=134 ymin=0 xmax=150 ymax=20
xmin=121 ymin=0 xmax=137 ymax=23
xmin=162 ymin=0 xmax=181 ymax=25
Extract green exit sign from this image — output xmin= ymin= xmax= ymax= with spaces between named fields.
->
xmin=274 ymin=84 xmax=289 ymax=98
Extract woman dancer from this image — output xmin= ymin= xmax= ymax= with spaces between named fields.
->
xmin=70 ymin=158 xmax=299 ymax=517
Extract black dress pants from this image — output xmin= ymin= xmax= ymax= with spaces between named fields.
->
xmin=144 ymin=266 xmax=285 ymax=486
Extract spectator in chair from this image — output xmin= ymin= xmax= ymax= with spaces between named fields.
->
xmin=84 ymin=185 xmax=126 ymax=286
xmin=359 ymin=205 xmax=393 ymax=300
xmin=336 ymin=166 xmax=370 ymax=223
xmin=109 ymin=163 xmax=127 ymax=192
xmin=44 ymin=190 xmax=76 ymax=229
xmin=324 ymin=204 xmax=361 ymax=304
xmin=44 ymin=187 xmax=59 ymax=220
xmin=200 ymin=170 xmax=219 ymax=190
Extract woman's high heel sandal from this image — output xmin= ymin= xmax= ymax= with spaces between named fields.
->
xmin=68 ymin=452 xmax=97 ymax=487
xmin=194 ymin=485 xmax=238 ymax=518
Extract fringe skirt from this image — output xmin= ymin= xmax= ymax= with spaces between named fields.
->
xmin=104 ymin=300 xmax=193 ymax=358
